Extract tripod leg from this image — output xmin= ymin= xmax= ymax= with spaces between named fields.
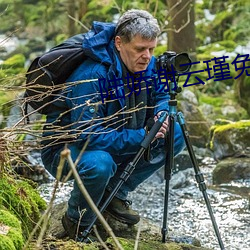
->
xmin=177 ymin=112 xmax=225 ymax=250
xmin=162 ymin=114 xmax=175 ymax=243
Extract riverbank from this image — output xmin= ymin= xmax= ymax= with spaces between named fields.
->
xmin=38 ymin=155 xmax=250 ymax=250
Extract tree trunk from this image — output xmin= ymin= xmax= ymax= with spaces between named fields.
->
xmin=78 ymin=0 xmax=88 ymax=20
xmin=167 ymin=0 xmax=196 ymax=59
xmin=67 ymin=0 xmax=77 ymax=36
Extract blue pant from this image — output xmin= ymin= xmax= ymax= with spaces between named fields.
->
xmin=41 ymin=122 xmax=185 ymax=226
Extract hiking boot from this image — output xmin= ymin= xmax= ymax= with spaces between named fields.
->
xmin=105 ymin=196 xmax=140 ymax=225
xmin=61 ymin=213 xmax=97 ymax=243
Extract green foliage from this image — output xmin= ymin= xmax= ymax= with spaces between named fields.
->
xmin=0 ymin=0 xmax=65 ymax=35
xmin=80 ymin=0 xmax=167 ymax=33
xmin=0 ymin=91 xmax=15 ymax=108
xmin=196 ymin=0 xmax=250 ymax=47
xmin=55 ymin=33 xmax=69 ymax=45
xmin=209 ymin=10 xmax=234 ymax=42
xmin=1 ymin=54 xmax=25 ymax=69
xmin=154 ymin=44 xmax=167 ymax=57
xmin=199 ymin=95 xmax=224 ymax=107
xmin=0 ymin=54 xmax=26 ymax=87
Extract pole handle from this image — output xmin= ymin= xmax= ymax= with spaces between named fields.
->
xmin=141 ymin=111 xmax=168 ymax=148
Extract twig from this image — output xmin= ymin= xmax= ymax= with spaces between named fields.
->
xmin=68 ymin=14 xmax=89 ymax=31
xmin=61 ymin=148 xmax=124 ymax=250
xmin=162 ymin=0 xmax=193 ymax=34
xmin=93 ymin=225 xmax=110 ymax=250
xmin=75 ymin=208 xmax=87 ymax=241
xmin=134 ymin=220 xmax=142 ymax=250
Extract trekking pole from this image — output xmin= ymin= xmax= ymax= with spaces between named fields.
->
xmin=81 ymin=111 xmax=168 ymax=240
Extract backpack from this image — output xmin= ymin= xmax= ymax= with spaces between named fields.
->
xmin=24 ymin=34 xmax=87 ymax=115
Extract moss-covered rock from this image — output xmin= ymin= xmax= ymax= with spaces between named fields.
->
xmin=40 ymin=201 xmax=211 ymax=250
xmin=209 ymin=120 xmax=250 ymax=160
xmin=106 ymin=237 xmax=210 ymax=250
xmin=0 ymin=135 xmax=47 ymax=249
xmin=0 ymin=209 xmax=24 ymax=250
xmin=0 ymin=174 xmax=47 ymax=239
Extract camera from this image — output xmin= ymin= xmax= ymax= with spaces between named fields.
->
xmin=156 ymin=51 xmax=192 ymax=74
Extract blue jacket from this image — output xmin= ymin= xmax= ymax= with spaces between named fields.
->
xmin=44 ymin=21 xmax=170 ymax=156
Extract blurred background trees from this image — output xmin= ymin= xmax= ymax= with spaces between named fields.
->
xmin=0 ymin=0 xmax=250 ymax=125
xmin=1 ymin=0 xmax=249 ymax=52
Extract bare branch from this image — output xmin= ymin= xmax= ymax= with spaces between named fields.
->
xmin=162 ymin=0 xmax=193 ymax=34
xmin=68 ymin=14 xmax=90 ymax=32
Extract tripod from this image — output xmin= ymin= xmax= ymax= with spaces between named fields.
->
xmin=161 ymin=80 xmax=225 ymax=249
xmin=82 ymin=80 xmax=225 ymax=249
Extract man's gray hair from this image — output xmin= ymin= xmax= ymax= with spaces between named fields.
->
xmin=115 ymin=9 xmax=160 ymax=43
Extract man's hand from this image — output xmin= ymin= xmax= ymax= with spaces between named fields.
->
xmin=154 ymin=111 xmax=169 ymax=139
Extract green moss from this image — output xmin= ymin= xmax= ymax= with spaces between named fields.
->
xmin=199 ymin=95 xmax=224 ymax=107
xmin=118 ymin=238 xmax=135 ymax=250
xmin=106 ymin=237 xmax=207 ymax=250
xmin=0 ymin=209 xmax=24 ymax=249
xmin=198 ymin=89 xmax=249 ymax=122
xmin=0 ymin=209 xmax=21 ymax=229
xmin=213 ymin=120 xmax=250 ymax=133
xmin=0 ymin=235 xmax=16 ymax=250
xmin=84 ymin=243 xmax=100 ymax=250
xmin=166 ymin=243 xmax=183 ymax=250
xmin=7 ymin=228 xmax=24 ymax=249
xmin=0 ymin=175 xmax=47 ymax=239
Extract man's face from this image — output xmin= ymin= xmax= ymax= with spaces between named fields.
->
xmin=115 ymin=35 xmax=157 ymax=73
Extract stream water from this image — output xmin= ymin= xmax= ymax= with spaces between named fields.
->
xmin=38 ymin=156 xmax=250 ymax=250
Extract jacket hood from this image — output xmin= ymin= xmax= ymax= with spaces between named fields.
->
xmin=82 ymin=21 xmax=116 ymax=66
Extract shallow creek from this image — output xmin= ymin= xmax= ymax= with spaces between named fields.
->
xmin=38 ymin=157 xmax=250 ymax=250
